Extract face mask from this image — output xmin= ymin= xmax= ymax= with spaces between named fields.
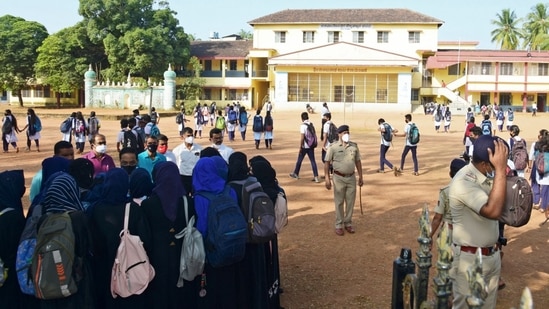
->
xmin=95 ymin=144 xmax=107 ymax=154
xmin=341 ymin=134 xmax=350 ymax=143
xmin=158 ymin=145 xmax=167 ymax=154
xmin=185 ymin=136 xmax=194 ymax=144
xmin=122 ymin=165 xmax=137 ymax=175
xmin=485 ymin=164 xmax=495 ymax=179
xmin=148 ymin=144 xmax=158 ymax=153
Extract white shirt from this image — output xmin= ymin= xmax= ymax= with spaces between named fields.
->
xmin=323 ymin=120 xmax=332 ymax=148
xmin=404 ymin=122 xmax=416 ymax=147
xmin=173 ymin=142 xmax=203 ymax=176
xmin=214 ymin=144 xmax=234 ymax=163
xmin=320 ymin=106 xmax=329 ymax=117
xmin=379 ymin=123 xmax=391 ymax=146
xmin=300 ymin=120 xmax=313 ymax=149
xmin=164 ymin=150 xmax=176 ymax=163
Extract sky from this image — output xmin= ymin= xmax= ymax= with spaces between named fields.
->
xmin=1 ymin=0 xmax=544 ymax=49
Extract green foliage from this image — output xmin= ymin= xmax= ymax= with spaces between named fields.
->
xmin=35 ymin=22 xmax=105 ymax=93
xmin=523 ymin=3 xmax=549 ymax=50
xmin=490 ymin=9 xmax=522 ymax=50
xmin=179 ymin=56 xmax=205 ymax=103
xmin=0 ymin=15 xmax=48 ymax=105
xmin=237 ymin=29 xmax=253 ymax=40
xmin=78 ymin=0 xmax=191 ymax=81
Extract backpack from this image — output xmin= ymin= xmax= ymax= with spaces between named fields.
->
xmin=215 ymin=116 xmax=226 ymax=130
xmin=274 ymin=190 xmax=288 ymax=234
xmin=150 ymin=111 xmax=158 ymax=124
xmin=111 ymin=203 xmax=155 ymax=298
xmin=135 ymin=129 xmax=145 ymax=153
xmin=228 ymin=110 xmax=237 ymax=124
xmin=253 ymin=116 xmax=263 ymax=132
xmin=497 ymin=110 xmax=505 ymax=121
xmin=196 ymin=186 xmax=247 ymax=268
xmin=239 ymin=111 xmax=248 ymax=125
xmin=149 ymin=124 xmax=160 ymax=138
xmin=59 ymin=118 xmax=72 ymax=133
xmin=174 ymin=196 xmax=205 ymax=287
xmin=88 ymin=117 xmax=98 ymax=135
xmin=304 ymin=123 xmax=318 ymax=148
xmin=408 ymin=123 xmax=420 ymax=145
xmin=500 ymin=176 xmax=533 ymax=227
xmin=327 ymin=122 xmax=339 ymax=143
xmin=175 ymin=113 xmax=183 ymax=124
xmin=16 ymin=204 xmax=43 ymax=295
xmin=75 ymin=119 xmax=85 ymax=134
xmin=535 ymin=151 xmax=549 ymax=176
xmin=481 ymin=120 xmax=492 ymax=136
xmin=209 ymin=104 xmax=216 ymax=115
xmin=508 ymin=111 xmax=514 ymax=121
xmin=510 ymin=139 xmax=528 ymax=170
xmin=196 ymin=112 xmax=205 ymax=126
xmin=445 ymin=110 xmax=452 ymax=121
xmin=434 ymin=112 xmax=441 ymax=122
xmin=0 ymin=208 xmax=14 ymax=288
xmin=382 ymin=123 xmax=393 ymax=142
xmin=34 ymin=117 xmax=42 ymax=133
xmin=122 ymin=130 xmax=138 ymax=151
xmin=229 ymin=179 xmax=276 ymax=244
xmin=32 ymin=212 xmax=78 ymax=299
xmin=2 ymin=116 xmax=12 ymax=134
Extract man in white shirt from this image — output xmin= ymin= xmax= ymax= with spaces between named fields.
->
xmin=173 ymin=127 xmax=203 ymax=195
xmin=209 ymin=127 xmax=233 ymax=163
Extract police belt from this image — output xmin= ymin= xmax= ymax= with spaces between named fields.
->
xmin=333 ymin=171 xmax=354 ymax=177
xmin=456 ymin=245 xmax=498 ymax=256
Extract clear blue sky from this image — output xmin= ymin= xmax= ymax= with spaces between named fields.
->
xmin=2 ymin=0 xmax=543 ymax=49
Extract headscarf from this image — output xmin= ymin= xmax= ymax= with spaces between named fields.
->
xmin=227 ymin=152 xmax=249 ymax=182
xmin=97 ymin=168 xmax=129 ymax=205
xmin=250 ymin=160 xmax=279 ymax=201
xmin=129 ymin=167 xmax=154 ymax=199
xmin=68 ymin=158 xmax=94 ymax=190
xmin=200 ymin=146 xmax=221 ymax=158
xmin=0 ymin=169 xmax=25 ymax=213
xmin=152 ymin=161 xmax=185 ymax=222
xmin=42 ymin=173 xmax=84 ymax=213
xmin=41 ymin=157 xmax=71 ymax=191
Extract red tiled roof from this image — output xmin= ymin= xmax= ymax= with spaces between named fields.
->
xmin=248 ymin=9 xmax=443 ymax=25
xmin=426 ymin=50 xmax=549 ymax=69
xmin=190 ymin=40 xmax=253 ymax=60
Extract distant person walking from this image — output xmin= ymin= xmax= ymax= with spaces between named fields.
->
xmin=2 ymin=109 xmax=20 ymax=153
xmin=289 ymin=112 xmax=320 ymax=183
xmin=532 ymin=102 xmax=537 ymax=116
xmin=22 ymin=108 xmax=41 ymax=152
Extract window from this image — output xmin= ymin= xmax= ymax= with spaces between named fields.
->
xmin=481 ymin=62 xmax=491 ymax=75
xmin=43 ymin=86 xmax=51 ymax=98
xmin=228 ymin=89 xmax=237 ymax=100
xmin=539 ymin=63 xmax=549 ymax=76
xmin=204 ymin=60 xmax=212 ymax=71
xmin=328 ymin=31 xmax=340 ymax=43
xmin=303 ymin=31 xmax=315 ymax=43
xmin=21 ymin=88 xmax=31 ymax=97
xmin=448 ymin=64 xmax=461 ymax=76
xmin=229 ymin=60 xmax=237 ymax=71
xmin=275 ymin=31 xmax=286 ymax=43
xmin=411 ymin=89 xmax=419 ymax=101
xmin=376 ymin=88 xmax=387 ymax=100
xmin=204 ymin=89 xmax=211 ymax=100
xmin=34 ymin=86 xmax=44 ymax=98
xmin=408 ymin=31 xmax=420 ymax=43
xmin=499 ymin=92 xmax=512 ymax=105
xmin=500 ymin=63 xmax=513 ymax=75
xmin=353 ymin=31 xmax=364 ymax=43
xmin=377 ymin=31 xmax=389 ymax=43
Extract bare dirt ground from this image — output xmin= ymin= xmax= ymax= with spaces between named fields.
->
xmin=4 ymin=105 xmax=548 ymax=308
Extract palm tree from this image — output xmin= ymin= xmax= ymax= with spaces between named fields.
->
xmin=523 ymin=3 xmax=549 ymax=50
xmin=490 ymin=8 xmax=522 ymax=50
xmin=237 ymin=29 xmax=253 ymax=40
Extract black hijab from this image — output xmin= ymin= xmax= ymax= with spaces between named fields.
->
xmin=228 ymin=151 xmax=249 ymax=182
xmin=0 ymin=170 xmax=25 ymax=213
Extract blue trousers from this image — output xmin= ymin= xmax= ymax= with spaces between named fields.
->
xmin=379 ymin=144 xmax=393 ymax=170
xmin=292 ymin=148 xmax=318 ymax=177
xmin=400 ymin=145 xmax=418 ymax=172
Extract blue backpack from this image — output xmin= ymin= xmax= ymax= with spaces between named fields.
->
xmin=481 ymin=120 xmax=492 ymax=136
xmin=239 ymin=111 xmax=248 ymax=125
xmin=149 ymin=124 xmax=160 ymax=138
xmin=252 ymin=115 xmax=263 ymax=132
xmin=508 ymin=111 xmax=514 ymax=121
xmin=228 ymin=110 xmax=237 ymax=124
xmin=16 ymin=204 xmax=43 ymax=295
xmin=34 ymin=117 xmax=42 ymax=132
xmin=197 ymin=186 xmax=247 ymax=268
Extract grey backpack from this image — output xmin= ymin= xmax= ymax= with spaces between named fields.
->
xmin=175 ymin=196 xmax=205 ymax=287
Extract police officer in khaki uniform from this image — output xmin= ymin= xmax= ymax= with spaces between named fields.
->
xmin=449 ymin=135 xmax=508 ymax=308
xmin=324 ymin=125 xmax=363 ymax=236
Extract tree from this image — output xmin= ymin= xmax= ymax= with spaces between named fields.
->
xmin=179 ymin=56 xmax=205 ymax=108
xmin=0 ymin=15 xmax=48 ymax=106
xmin=490 ymin=9 xmax=522 ymax=50
xmin=237 ymin=29 xmax=253 ymax=40
xmin=78 ymin=0 xmax=191 ymax=81
xmin=35 ymin=22 xmax=107 ymax=108
xmin=523 ymin=3 xmax=549 ymax=50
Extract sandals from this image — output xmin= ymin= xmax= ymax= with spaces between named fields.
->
xmin=335 ymin=228 xmax=344 ymax=236
xmin=345 ymin=226 xmax=355 ymax=234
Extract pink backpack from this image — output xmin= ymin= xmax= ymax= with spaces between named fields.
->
xmin=111 ymin=203 xmax=155 ymax=298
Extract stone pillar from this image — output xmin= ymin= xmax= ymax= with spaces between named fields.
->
xmin=84 ymin=64 xmax=96 ymax=107
xmin=163 ymin=64 xmax=176 ymax=110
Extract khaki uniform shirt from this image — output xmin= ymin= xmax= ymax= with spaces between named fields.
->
xmin=449 ymin=164 xmax=499 ymax=247
xmin=434 ymin=185 xmax=452 ymax=224
xmin=325 ymin=141 xmax=361 ymax=174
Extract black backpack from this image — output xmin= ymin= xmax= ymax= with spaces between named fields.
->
xmin=326 ymin=122 xmax=339 ymax=143
xmin=122 ymin=130 xmax=138 ymax=151
xmin=382 ymin=123 xmax=393 ymax=142
xmin=229 ymin=178 xmax=276 ymax=244
xmin=253 ymin=115 xmax=264 ymax=132
xmin=2 ymin=117 xmax=13 ymax=134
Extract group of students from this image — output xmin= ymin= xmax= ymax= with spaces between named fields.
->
xmin=0 ymin=140 xmax=284 ymax=308
xmin=2 ymin=108 xmax=43 ymax=153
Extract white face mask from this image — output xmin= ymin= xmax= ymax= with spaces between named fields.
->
xmin=185 ymin=136 xmax=194 ymax=144
xmin=95 ymin=144 xmax=107 ymax=154
xmin=341 ymin=134 xmax=350 ymax=143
